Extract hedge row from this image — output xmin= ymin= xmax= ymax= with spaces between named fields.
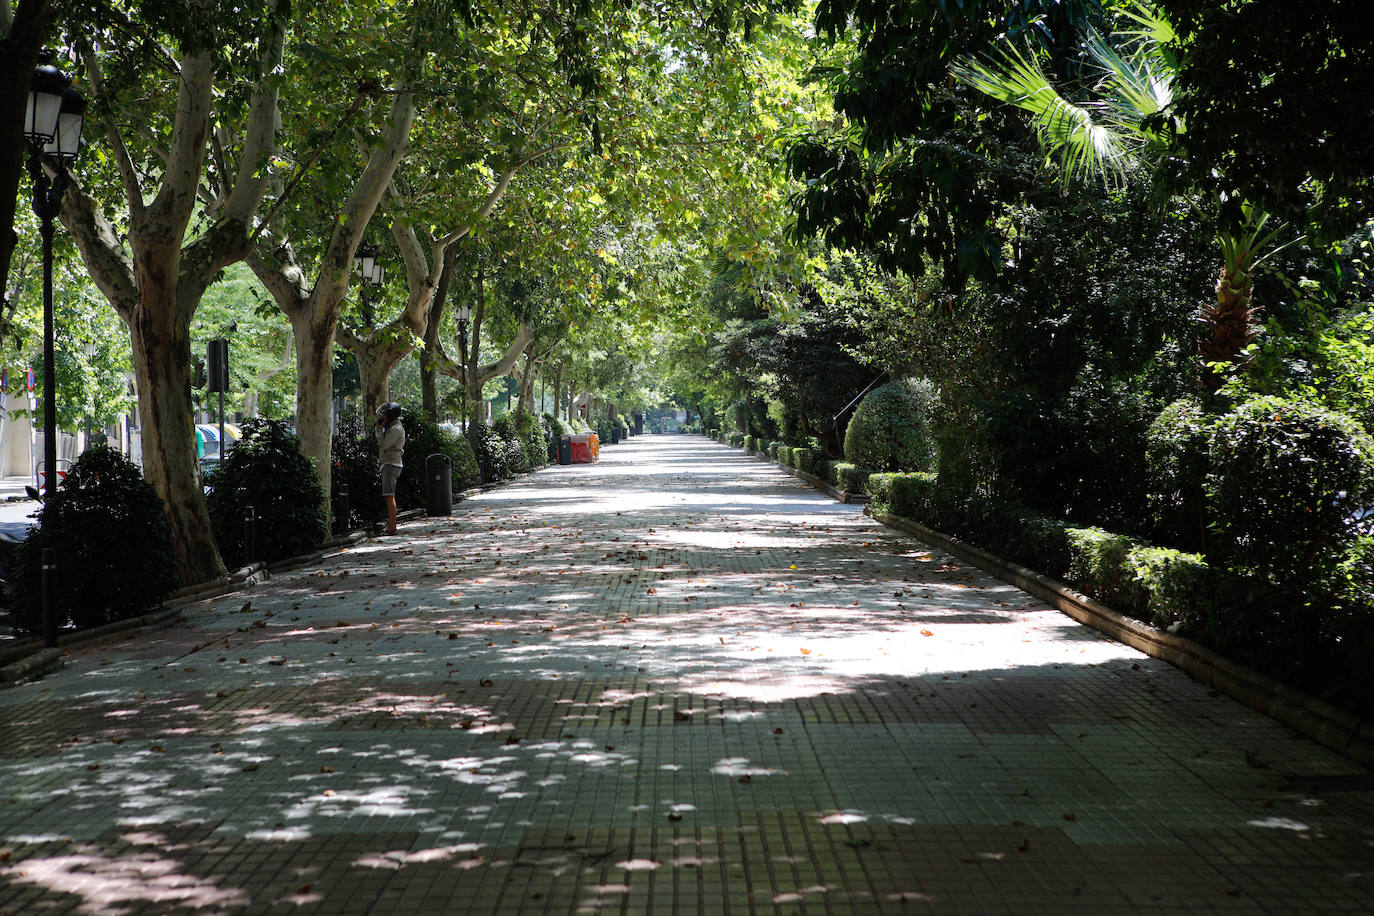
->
xmin=867 ymin=471 xmax=1373 ymax=713
xmin=721 ymin=433 xmax=878 ymax=497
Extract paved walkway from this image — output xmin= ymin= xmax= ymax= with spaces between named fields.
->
xmin=1 ymin=435 xmax=1371 ymax=915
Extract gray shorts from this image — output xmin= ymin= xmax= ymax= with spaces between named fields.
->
xmin=380 ymin=464 xmax=402 ymax=496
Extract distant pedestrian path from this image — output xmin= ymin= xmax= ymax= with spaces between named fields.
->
xmin=2 ymin=434 xmax=1371 ymax=913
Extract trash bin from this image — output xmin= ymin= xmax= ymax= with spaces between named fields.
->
xmin=559 ymin=435 xmax=572 ymax=465
xmin=425 ymin=453 xmax=452 ymax=516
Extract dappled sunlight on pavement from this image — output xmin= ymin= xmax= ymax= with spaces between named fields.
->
xmin=2 ymin=435 xmax=1373 ymax=913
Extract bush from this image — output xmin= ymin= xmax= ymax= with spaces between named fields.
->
xmin=541 ymin=413 xmax=562 ymax=463
xmin=843 ymin=379 xmax=940 ymax=473
xmin=332 ymin=411 xmax=383 ymax=530
xmin=207 ymin=418 xmax=326 ymax=568
xmin=788 ymin=446 xmax=825 ymax=477
xmin=868 ymin=471 xmax=1070 ymax=579
xmin=595 ymin=415 xmax=615 ymax=443
xmin=393 ymin=408 xmax=480 ymax=508
xmin=471 ymin=419 xmax=522 ymax=481
xmin=6 ymin=447 xmax=179 ymax=632
xmin=829 ymin=461 xmax=871 ymax=495
xmin=512 ymin=410 xmax=547 ymax=471
xmin=1066 ymin=527 xmax=1149 ymax=612
xmin=1145 ymin=397 xmax=1215 ymax=552
xmin=1206 ymin=396 xmax=1374 ymax=586
xmin=1123 ymin=545 xmax=1217 ymax=631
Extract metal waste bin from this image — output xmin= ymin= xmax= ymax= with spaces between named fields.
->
xmin=559 ymin=435 xmax=572 ymax=465
xmin=425 ymin=453 xmax=452 ymax=516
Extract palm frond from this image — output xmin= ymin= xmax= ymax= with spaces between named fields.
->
xmin=1117 ymin=0 xmax=1175 ymax=47
xmin=952 ymin=46 xmax=1130 ymax=185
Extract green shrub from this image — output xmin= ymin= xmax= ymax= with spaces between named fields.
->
xmin=1124 ymin=545 xmax=1218 ymax=631
xmin=595 ymin=415 xmax=615 ymax=443
xmin=207 ymin=418 xmax=326 ymax=567
xmin=492 ymin=413 xmax=531 ymax=473
xmin=829 ymin=461 xmax=871 ymax=495
xmin=544 ymin=413 xmax=569 ymax=462
xmin=843 ymin=379 xmax=939 ymax=473
xmin=728 ymin=432 xmax=746 ymax=447
xmin=867 ymin=472 xmax=1069 ymax=578
xmin=767 ymin=440 xmax=782 ymax=459
xmin=332 ymin=411 xmax=383 ymax=530
xmin=469 ymin=421 xmax=515 ymax=482
xmin=513 ymin=409 xmax=547 ymax=471
xmin=6 ymin=446 xmax=179 ymax=632
xmin=1066 ymin=527 xmax=1149 ymax=612
xmin=1206 ymin=396 xmax=1374 ymax=586
xmin=1145 ymin=397 xmax=1215 ymax=552
xmin=394 ymin=408 xmax=480 ymax=507
xmin=788 ymin=447 xmax=825 ymax=476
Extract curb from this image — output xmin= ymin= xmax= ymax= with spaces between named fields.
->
xmin=868 ymin=509 xmax=1374 ymax=770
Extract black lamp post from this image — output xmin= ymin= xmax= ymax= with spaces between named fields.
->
xmin=455 ymin=303 xmax=472 ymax=432
xmin=353 ymin=242 xmax=383 ymax=328
xmin=24 ymin=62 xmax=85 ymax=499
xmin=83 ymin=338 xmax=97 ymax=449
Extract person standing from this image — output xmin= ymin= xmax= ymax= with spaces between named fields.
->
xmin=375 ymin=403 xmax=405 ymax=535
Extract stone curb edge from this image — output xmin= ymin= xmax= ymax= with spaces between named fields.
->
xmin=867 ymin=508 xmax=1374 ymax=770
xmin=0 ymin=467 xmax=542 ymax=685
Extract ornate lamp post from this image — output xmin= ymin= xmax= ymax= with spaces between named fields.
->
xmin=455 ymin=303 xmax=472 ymax=432
xmin=353 ymin=242 xmax=384 ymax=328
xmin=23 ymin=61 xmax=85 ymax=498
xmin=83 ymin=338 xmax=97 ymax=448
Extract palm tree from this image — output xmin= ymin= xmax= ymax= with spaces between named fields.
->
xmin=952 ymin=2 xmax=1293 ymax=392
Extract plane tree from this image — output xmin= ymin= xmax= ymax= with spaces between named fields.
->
xmin=54 ymin=0 xmax=289 ymax=582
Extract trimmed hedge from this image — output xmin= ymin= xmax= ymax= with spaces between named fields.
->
xmin=828 ymin=461 xmax=871 ymax=495
xmin=843 ymin=378 xmax=939 ymax=472
xmin=868 ymin=470 xmax=1373 ymax=714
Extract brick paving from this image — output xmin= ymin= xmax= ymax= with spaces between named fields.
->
xmin=1 ymin=433 xmax=1371 ymax=915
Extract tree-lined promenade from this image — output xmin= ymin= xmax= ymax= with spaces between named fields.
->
xmin=2 ymin=8 xmax=1374 ymax=906
xmin=4 ymin=435 xmax=1372 ymax=913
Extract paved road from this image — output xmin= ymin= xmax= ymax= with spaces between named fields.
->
xmin=1 ymin=435 xmax=1371 ymax=914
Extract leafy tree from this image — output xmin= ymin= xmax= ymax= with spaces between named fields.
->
xmin=789 ymin=0 xmax=1105 ymax=285
xmin=950 ymin=3 xmax=1310 ymax=391
xmin=55 ymin=0 xmax=288 ymax=582
xmin=1153 ymin=0 xmax=1374 ymax=243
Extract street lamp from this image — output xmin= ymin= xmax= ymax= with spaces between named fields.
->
xmin=83 ymin=338 xmax=97 ymax=449
xmin=23 ymin=60 xmax=85 ymax=499
xmin=454 ymin=303 xmax=472 ymax=432
xmin=353 ymin=242 xmax=383 ymax=328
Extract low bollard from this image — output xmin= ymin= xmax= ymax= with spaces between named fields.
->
xmin=42 ymin=547 xmax=56 ymax=648
xmin=335 ymin=483 xmax=350 ymax=535
xmin=244 ymin=505 xmax=257 ymax=564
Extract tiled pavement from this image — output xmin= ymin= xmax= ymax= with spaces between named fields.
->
xmin=1 ymin=435 xmax=1371 ymax=915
